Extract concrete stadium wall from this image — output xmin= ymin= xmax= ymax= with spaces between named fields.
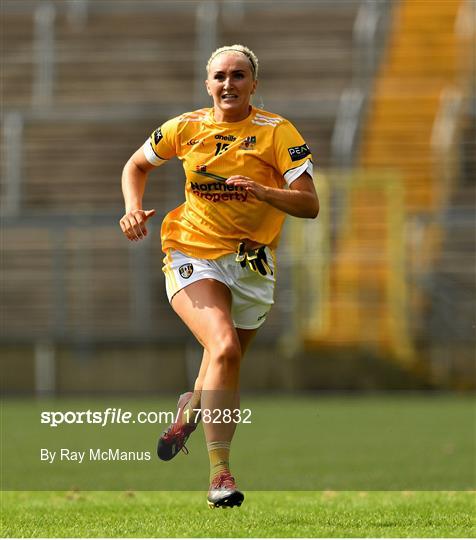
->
xmin=1 ymin=343 xmax=428 ymax=395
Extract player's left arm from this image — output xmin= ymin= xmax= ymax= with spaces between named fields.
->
xmin=226 ymin=173 xmax=319 ymax=219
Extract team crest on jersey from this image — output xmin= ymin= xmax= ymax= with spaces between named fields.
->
xmin=240 ymin=135 xmax=256 ymax=150
xmin=179 ymin=263 xmax=194 ymax=279
xmin=153 ymin=128 xmax=163 ymax=145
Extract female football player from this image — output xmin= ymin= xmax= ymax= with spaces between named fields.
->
xmin=120 ymin=44 xmax=318 ymax=508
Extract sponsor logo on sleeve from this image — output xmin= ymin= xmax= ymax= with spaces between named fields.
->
xmin=153 ymin=128 xmax=163 ymax=146
xmin=179 ymin=263 xmax=194 ymax=279
xmin=288 ymin=144 xmax=311 ymax=162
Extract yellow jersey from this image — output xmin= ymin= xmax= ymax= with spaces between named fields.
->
xmin=142 ymin=106 xmax=313 ymax=259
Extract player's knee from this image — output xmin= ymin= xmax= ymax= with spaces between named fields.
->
xmin=212 ymin=334 xmax=241 ymax=368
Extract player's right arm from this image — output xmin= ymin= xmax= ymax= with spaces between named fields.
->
xmin=120 ymin=118 xmax=179 ymax=241
xmin=120 ymin=147 xmax=157 ymax=241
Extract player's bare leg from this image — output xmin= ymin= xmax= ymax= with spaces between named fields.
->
xmin=157 ymin=280 xmax=233 ymax=461
xmin=179 ymin=307 xmax=257 ymax=442
xmin=176 ymin=329 xmax=255 ymax=450
xmin=168 ymin=279 xmax=249 ymax=507
xmin=194 ymin=327 xmax=256 ymax=395
xmin=183 ymin=348 xmax=211 ymax=424
xmin=157 ymin=315 xmax=256 ymax=461
xmin=201 ymin=328 xmax=256 ymax=508
xmin=203 ymin=328 xmax=256 ymax=439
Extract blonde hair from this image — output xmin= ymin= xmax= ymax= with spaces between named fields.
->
xmin=207 ymin=44 xmax=259 ymax=80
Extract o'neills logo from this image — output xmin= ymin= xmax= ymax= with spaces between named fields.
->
xmin=215 ymin=134 xmax=236 ymax=142
xmin=179 ymin=263 xmax=193 ymax=279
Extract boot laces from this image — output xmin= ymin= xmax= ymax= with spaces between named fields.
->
xmin=211 ymin=471 xmax=236 ymax=490
xmin=162 ymin=423 xmax=195 ymax=454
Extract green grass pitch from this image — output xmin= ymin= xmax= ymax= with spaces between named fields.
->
xmin=1 ymin=395 xmax=475 ymax=537
xmin=1 ymin=490 xmax=474 ymax=537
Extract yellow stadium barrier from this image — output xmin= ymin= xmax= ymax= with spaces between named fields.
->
xmin=287 ymin=169 xmax=416 ymax=368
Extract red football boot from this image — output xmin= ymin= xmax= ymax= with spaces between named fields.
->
xmin=157 ymin=392 xmax=199 ymax=461
xmin=207 ymin=470 xmax=244 ymax=508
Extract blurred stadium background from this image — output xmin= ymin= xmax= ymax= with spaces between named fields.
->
xmin=1 ymin=0 xmax=475 ymax=395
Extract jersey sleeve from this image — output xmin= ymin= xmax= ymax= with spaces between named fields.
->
xmin=274 ymin=120 xmax=314 ymax=186
xmin=142 ymin=117 xmax=178 ymax=166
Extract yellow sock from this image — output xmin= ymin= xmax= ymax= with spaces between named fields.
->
xmin=181 ymin=391 xmax=201 ymax=426
xmin=207 ymin=441 xmax=230 ymax=482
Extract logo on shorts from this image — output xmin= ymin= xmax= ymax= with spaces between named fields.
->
xmin=257 ymin=311 xmax=268 ymax=322
xmin=179 ymin=263 xmax=194 ymax=279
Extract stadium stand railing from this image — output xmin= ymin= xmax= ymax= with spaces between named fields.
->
xmin=289 ymin=170 xmax=414 ymax=364
xmin=325 ymin=0 xmax=475 ymax=386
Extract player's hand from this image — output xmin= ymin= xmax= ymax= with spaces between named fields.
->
xmin=226 ymin=176 xmax=268 ymax=201
xmin=119 ymin=209 xmax=156 ymax=241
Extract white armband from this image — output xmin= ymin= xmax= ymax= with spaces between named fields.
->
xmin=142 ymin=140 xmax=167 ymax=167
xmin=284 ymin=159 xmax=313 ymax=186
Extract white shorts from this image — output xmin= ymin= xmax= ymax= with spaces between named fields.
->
xmin=162 ymin=249 xmax=276 ymax=330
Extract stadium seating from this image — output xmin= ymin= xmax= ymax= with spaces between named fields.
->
xmin=1 ymin=1 xmax=358 ymax=355
xmin=2 ymin=0 xmax=473 ymax=390
xmin=2 ymin=2 xmax=349 ymax=213
xmin=1 ymin=11 xmax=34 ymax=105
xmin=53 ymin=9 xmax=196 ymax=106
xmin=360 ymin=0 xmax=466 ymax=210
xmin=311 ymin=0 xmax=475 ymax=382
xmin=424 ymin=158 xmax=476 ymax=387
xmin=220 ymin=3 xmax=358 ymax=106
xmin=2 ymin=222 xmax=185 ymax=342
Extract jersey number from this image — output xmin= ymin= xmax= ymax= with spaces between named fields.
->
xmin=215 ymin=143 xmax=229 ymax=156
